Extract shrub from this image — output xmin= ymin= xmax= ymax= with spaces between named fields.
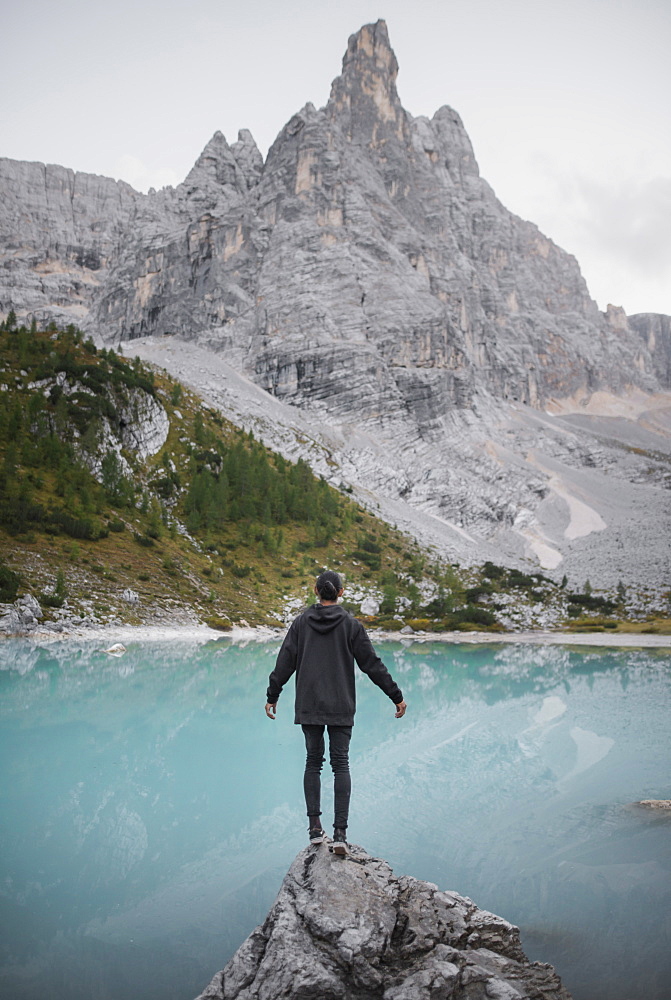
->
xmin=205 ymin=616 xmax=232 ymax=631
xmin=40 ymin=592 xmax=64 ymax=609
xmin=567 ymin=593 xmax=616 ymax=614
xmin=352 ymin=549 xmax=381 ymax=571
xmin=0 ymin=564 xmax=21 ymax=602
xmin=465 ymin=585 xmax=494 ymax=603
xmin=133 ymin=532 xmax=155 ymax=547
xmin=421 ymin=594 xmax=453 ymax=617
xmin=47 ymin=509 xmax=102 ymax=540
xmin=451 ymin=605 xmax=496 ymax=627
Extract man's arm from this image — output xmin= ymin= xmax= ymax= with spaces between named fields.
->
xmin=265 ymin=620 xmax=299 ymax=718
xmin=351 ymin=621 xmax=404 ymax=710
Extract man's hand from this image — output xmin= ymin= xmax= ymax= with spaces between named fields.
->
xmin=265 ymin=702 xmax=277 ymax=719
xmin=395 ymin=700 xmax=407 ymax=718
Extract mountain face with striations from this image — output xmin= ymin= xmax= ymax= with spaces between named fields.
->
xmin=1 ymin=20 xmax=669 ymax=590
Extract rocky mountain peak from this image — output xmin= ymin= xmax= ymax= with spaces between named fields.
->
xmin=339 ymin=19 xmax=399 ymax=85
xmin=328 ymin=19 xmax=406 ymax=143
xmin=182 ymin=131 xmax=246 ymax=194
xmin=230 ymin=129 xmax=264 ymax=189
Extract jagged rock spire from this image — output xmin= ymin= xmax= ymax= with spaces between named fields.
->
xmin=230 ymin=129 xmax=264 ymax=188
xmin=327 ymin=19 xmax=407 ymax=144
xmin=183 ymin=131 xmax=249 ymax=194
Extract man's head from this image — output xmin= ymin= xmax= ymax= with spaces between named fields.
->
xmin=315 ymin=570 xmax=344 ymax=604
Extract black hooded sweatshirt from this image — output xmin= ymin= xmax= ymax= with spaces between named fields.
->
xmin=266 ymin=603 xmax=403 ymax=726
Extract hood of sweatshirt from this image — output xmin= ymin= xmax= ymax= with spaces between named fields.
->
xmin=305 ymin=603 xmax=350 ymax=634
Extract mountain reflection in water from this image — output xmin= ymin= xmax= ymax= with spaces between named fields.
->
xmin=0 ymin=638 xmax=669 ymax=1000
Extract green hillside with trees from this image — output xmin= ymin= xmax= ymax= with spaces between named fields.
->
xmin=0 ymin=315 xmax=471 ymax=628
xmin=1 ymin=314 xmax=667 ymax=634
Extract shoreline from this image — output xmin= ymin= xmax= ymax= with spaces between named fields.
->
xmin=2 ymin=623 xmax=670 ymax=648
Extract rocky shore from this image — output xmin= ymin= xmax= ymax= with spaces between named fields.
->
xmin=2 ymin=595 xmax=670 ymax=647
xmin=194 ymin=842 xmax=572 ymax=1000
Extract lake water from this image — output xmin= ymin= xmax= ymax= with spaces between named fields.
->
xmin=0 ymin=636 xmax=669 ymax=1000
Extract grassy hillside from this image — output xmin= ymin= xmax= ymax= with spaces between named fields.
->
xmin=0 ymin=317 xmax=468 ymax=627
xmin=1 ymin=315 xmax=668 ymax=633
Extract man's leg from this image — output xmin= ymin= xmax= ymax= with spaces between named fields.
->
xmin=327 ymin=725 xmax=352 ymax=831
xmin=302 ymin=724 xmax=325 ymax=828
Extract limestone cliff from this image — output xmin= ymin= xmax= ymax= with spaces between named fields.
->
xmin=194 ymin=843 xmax=572 ymax=1000
xmin=0 ymin=157 xmax=141 ymax=329
xmin=0 ymin=20 xmax=665 ymax=410
xmin=627 ymin=313 xmax=671 ymax=388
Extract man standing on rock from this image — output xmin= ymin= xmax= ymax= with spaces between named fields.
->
xmin=265 ymin=570 xmax=406 ymax=854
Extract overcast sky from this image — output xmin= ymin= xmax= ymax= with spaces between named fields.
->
xmin=3 ymin=0 xmax=670 ymax=315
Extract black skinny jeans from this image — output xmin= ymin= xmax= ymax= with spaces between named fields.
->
xmin=302 ymin=724 xmax=352 ymax=830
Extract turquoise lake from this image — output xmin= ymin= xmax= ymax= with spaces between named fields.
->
xmin=0 ymin=637 xmax=669 ymax=1000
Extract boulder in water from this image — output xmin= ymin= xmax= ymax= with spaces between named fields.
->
xmin=194 ymin=842 xmax=572 ymax=999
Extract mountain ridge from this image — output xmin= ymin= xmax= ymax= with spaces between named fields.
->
xmin=1 ymin=20 xmax=669 ymax=588
xmin=1 ymin=20 xmax=667 ymax=402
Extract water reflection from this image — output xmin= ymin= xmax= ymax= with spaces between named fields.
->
xmin=0 ymin=639 xmax=669 ymax=1000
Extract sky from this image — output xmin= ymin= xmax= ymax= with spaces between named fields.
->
xmin=3 ymin=0 xmax=670 ymax=316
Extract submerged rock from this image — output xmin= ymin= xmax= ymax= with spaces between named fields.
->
xmin=194 ymin=843 xmax=571 ymax=1000
xmin=103 ymin=642 xmax=127 ymax=656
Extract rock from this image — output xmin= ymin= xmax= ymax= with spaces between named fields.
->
xmin=0 ymin=595 xmax=45 ymax=635
xmin=230 ymin=129 xmax=264 ymax=189
xmin=0 ymin=606 xmax=22 ymax=635
xmin=117 ymin=388 xmax=170 ymax=460
xmin=634 ymin=799 xmax=671 ymax=810
xmin=17 ymin=594 xmax=43 ymax=621
xmin=121 ymin=589 xmax=139 ymax=604
xmin=400 ymin=624 xmax=415 ymax=634
xmin=103 ymin=642 xmax=126 ymax=655
xmin=360 ymin=596 xmax=381 ymax=616
xmin=627 ymin=313 xmax=671 ymax=388
xmin=194 ymin=844 xmax=571 ymax=1000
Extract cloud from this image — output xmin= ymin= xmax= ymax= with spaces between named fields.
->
xmin=517 ymin=158 xmax=671 ymax=315
xmin=571 ymin=175 xmax=671 ymax=278
xmin=113 ymin=154 xmax=181 ymax=193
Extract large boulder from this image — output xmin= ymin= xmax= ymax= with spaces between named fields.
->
xmin=0 ymin=594 xmax=43 ymax=635
xmin=195 ymin=843 xmax=571 ymax=1000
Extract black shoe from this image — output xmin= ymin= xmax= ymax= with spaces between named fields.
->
xmin=309 ymin=827 xmax=326 ymax=845
xmin=331 ymin=828 xmax=348 ymax=855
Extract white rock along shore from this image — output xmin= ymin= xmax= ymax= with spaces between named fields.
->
xmin=1 ymin=623 xmax=670 ymax=648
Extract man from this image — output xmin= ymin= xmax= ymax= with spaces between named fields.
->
xmin=265 ymin=569 xmax=407 ymax=854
